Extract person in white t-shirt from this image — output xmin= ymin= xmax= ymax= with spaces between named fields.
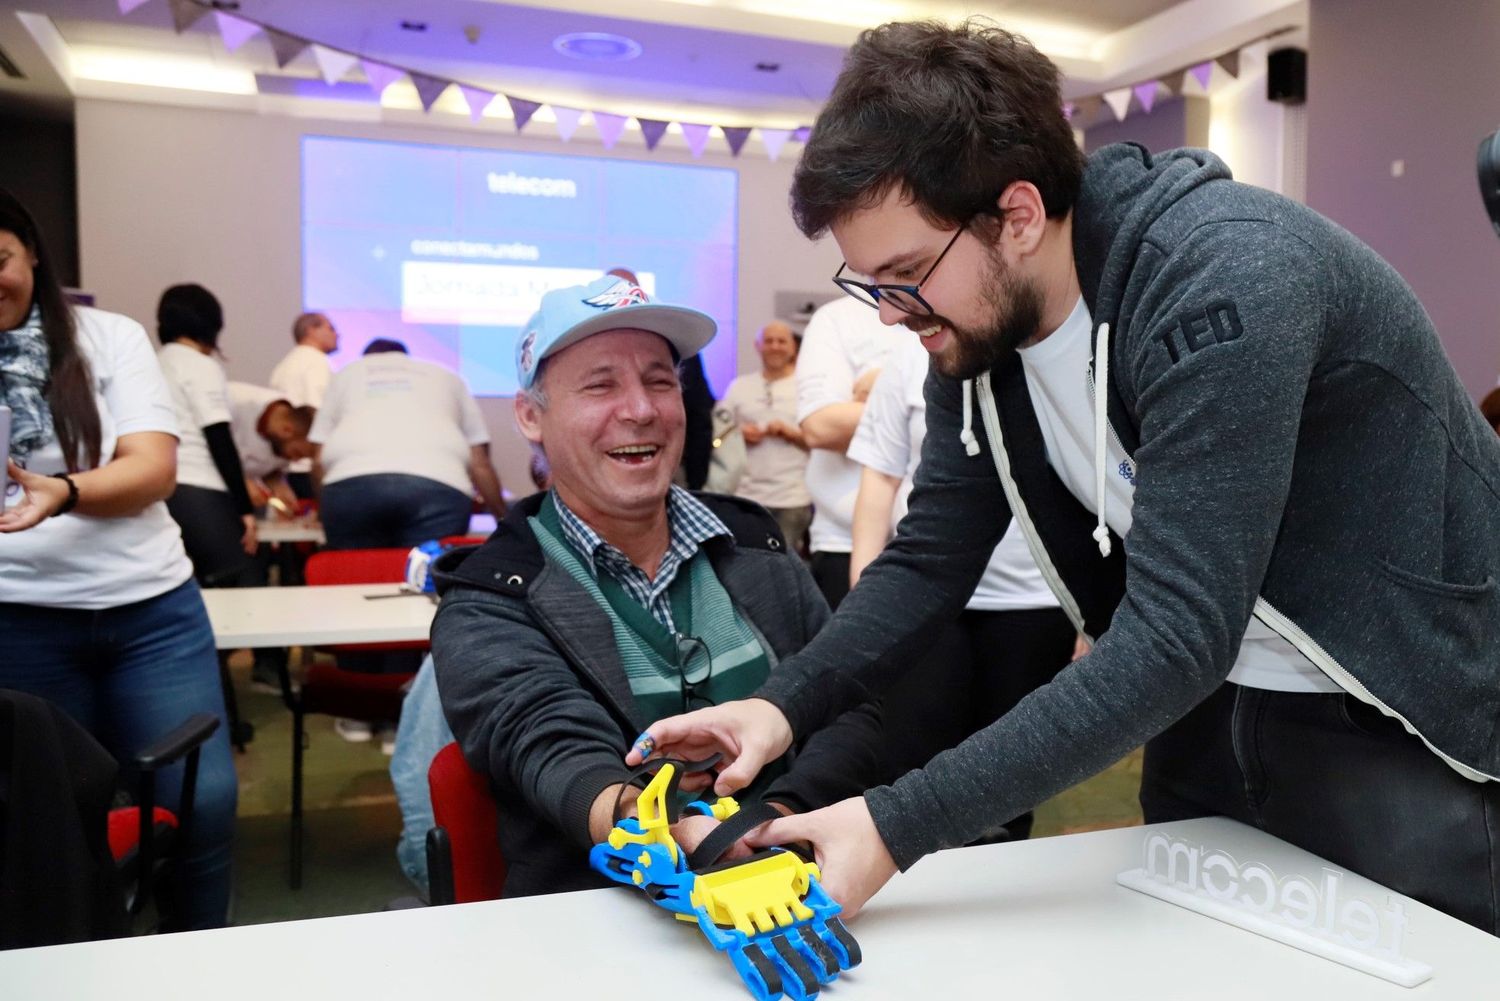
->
xmin=227 ymin=382 xmax=313 ymax=514
xmin=156 ymin=285 xmax=259 ymax=587
xmin=847 ymin=337 xmax=1075 ymax=837
xmin=719 ymin=321 xmax=811 ymax=550
xmin=269 ymin=312 xmax=336 ymax=495
xmin=0 ymin=188 xmax=236 ymax=931
xmin=795 ymin=296 xmax=902 ymax=607
xmin=309 ymin=338 xmax=505 ymax=550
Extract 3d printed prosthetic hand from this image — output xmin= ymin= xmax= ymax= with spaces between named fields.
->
xmin=589 ymin=758 xmax=862 ymax=1001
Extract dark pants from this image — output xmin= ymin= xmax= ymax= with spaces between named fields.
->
xmin=1141 ymin=682 xmax=1500 ymax=936
xmin=0 ymin=580 xmax=238 ymax=930
xmin=880 ymin=606 xmax=1077 ymax=840
xmin=166 ymin=485 xmax=257 ymax=589
xmin=320 ymin=473 xmax=472 ymax=551
xmin=809 ymin=551 xmax=852 ymax=611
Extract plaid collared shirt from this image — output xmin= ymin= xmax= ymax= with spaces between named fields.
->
xmin=552 ymin=485 xmax=732 ymax=633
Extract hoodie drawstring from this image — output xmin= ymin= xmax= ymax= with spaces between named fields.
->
xmin=959 ymin=378 xmax=980 ymax=457
xmin=1091 ymin=322 xmax=1112 ymax=558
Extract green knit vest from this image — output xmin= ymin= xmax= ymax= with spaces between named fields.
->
xmin=530 ymin=494 xmax=770 ymax=724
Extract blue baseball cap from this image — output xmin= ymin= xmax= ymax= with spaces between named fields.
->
xmin=515 ymin=276 xmax=717 ymax=389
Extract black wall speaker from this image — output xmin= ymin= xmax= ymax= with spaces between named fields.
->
xmin=1267 ymin=48 xmax=1306 ymax=104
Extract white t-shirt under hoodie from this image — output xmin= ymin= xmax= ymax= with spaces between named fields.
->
xmin=309 ymin=353 xmax=489 ymax=495
xmin=0 ymin=307 xmax=193 ymax=609
xmin=1016 ymin=296 xmax=1338 ymax=694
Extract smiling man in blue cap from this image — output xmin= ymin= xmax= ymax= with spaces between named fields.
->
xmin=428 ymin=275 xmax=886 ymax=897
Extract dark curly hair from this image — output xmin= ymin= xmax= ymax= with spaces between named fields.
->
xmin=791 ymin=19 xmax=1083 ymax=238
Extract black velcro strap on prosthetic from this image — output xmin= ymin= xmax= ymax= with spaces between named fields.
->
xmin=686 ymin=799 xmax=784 ymax=871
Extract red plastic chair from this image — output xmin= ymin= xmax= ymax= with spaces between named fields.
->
xmin=283 ymin=548 xmax=424 ymax=888
xmin=425 ymin=742 xmax=506 ymax=904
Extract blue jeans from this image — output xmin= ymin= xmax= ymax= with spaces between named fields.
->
xmin=0 ymin=579 xmax=237 ymax=930
xmin=320 ymin=473 xmax=472 ymax=550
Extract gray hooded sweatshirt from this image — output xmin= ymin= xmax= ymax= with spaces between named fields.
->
xmin=757 ymin=143 xmax=1500 ymax=870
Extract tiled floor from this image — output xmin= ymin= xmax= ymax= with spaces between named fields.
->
xmin=225 ymin=654 xmax=1144 ymax=926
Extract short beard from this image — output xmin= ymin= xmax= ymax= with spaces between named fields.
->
xmin=917 ymin=249 xmax=1045 ymax=381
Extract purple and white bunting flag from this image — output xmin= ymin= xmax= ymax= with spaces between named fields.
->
xmin=312 ymin=45 xmax=359 ymax=85
xmin=721 ymin=126 xmax=751 ymax=157
xmin=1132 ymin=80 xmax=1159 ymax=114
xmin=759 ymin=128 xmax=791 ymax=162
xmin=552 ymin=106 xmax=584 ymax=142
xmin=361 ymin=60 xmax=405 ymax=98
xmin=213 ymin=11 xmax=261 ymax=52
xmin=504 ymin=95 xmax=538 ymax=130
xmin=410 ymin=73 xmax=451 ymax=112
xmin=1102 ymin=87 xmax=1133 ymax=121
xmin=457 ymin=86 xmax=494 ymax=121
xmin=167 ymin=0 xmax=208 ymax=33
xmin=266 ymin=29 xmax=310 ymax=69
xmin=638 ymin=119 xmax=670 ymax=151
xmin=593 ymin=112 xmax=627 ymax=149
xmin=680 ymin=122 xmax=711 ymax=158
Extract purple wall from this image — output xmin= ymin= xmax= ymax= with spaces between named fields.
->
xmin=1306 ymin=0 xmax=1500 ymax=396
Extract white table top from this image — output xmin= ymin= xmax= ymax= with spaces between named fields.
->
xmin=255 ymin=513 xmax=498 ymax=546
xmin=2 ymin=818 xmax=1493 ymax=999
xmin=201 ymin=583 xmax=435 ymax=648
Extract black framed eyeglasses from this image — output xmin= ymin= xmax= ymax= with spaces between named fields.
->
xmin=674 ymin=634 xmax=714 ymax=714
xmin=833 ymin=222 xmax=967 ymax=316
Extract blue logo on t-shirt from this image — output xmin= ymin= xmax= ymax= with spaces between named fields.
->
xmin=1118 ymin=459 xmax=1136 ymax=485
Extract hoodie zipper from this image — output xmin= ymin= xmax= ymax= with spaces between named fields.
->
xmin=974 ymin=372 xmax=1091 ymax=641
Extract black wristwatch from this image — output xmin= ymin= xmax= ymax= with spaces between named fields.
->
xmin=50 ymin=472 xmax=79 ymax=516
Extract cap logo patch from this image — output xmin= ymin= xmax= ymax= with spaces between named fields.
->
xmin=582 ymin=281 xmax=650 ymax=311
xmin=519 ymin=328 xmax=538 ymax=376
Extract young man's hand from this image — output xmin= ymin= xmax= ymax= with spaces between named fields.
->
xmin=627 ymin=698 xmax=793 ymax=797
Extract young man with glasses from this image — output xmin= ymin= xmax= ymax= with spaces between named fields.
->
xmin=428 ymin=275 xmax=888 ymax=897
xmin=633 ymin=21 xmax=1500 ymax=933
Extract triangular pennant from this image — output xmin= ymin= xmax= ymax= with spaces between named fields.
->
xmin=504 ymin=95 xmax=538 ymax=130
xmin=265 ymin=29 xmax=310 ymax=69
xmin=213 ymin=11 xmax=261 ymax=52
xmin=458 ymin=86 xmax=495 ymax=122
xmin=1133 ymin=80 xmax=1159 ymax=114
xmin=1074 ymin=96 xmax=1102 ymax=124
xmin=760 ymin=128 xmax=791 ymax=162
xmin=410 ymin=73 xmax=451 ymax=112
xmin=361 ymin=59 xmax=405 ymax=98
xmin=552 ymin=106 xmax=584 ymax=142
xmin=792 ymin=126 xmax=811 ymax=144
xmin=721 ymin=126 xmax=751 ymax=157
xmin=592 ymin=112 xmax=627 ymax=149
xmin=1103 ymin=87 xmax=1133 ymax=121
xmin=1215 ymin=50 xmax=1241 ymax=79
xmin=167 ymin=0 xmax=208 ymax=33
xmin=1188 ymin=61 xmax=1214 ymax=93
xmin=118 ymin=0 xmax=152 ymax=13
xmin=679 ymin=123 xmax=711 ymax=158
xmin=1160 ymin=70 xmax=1186 ymax=96
xmin=638 ymin=118 xmax=670 ymax=151
xmin=312 ymin=45 xmax=359 ymax=85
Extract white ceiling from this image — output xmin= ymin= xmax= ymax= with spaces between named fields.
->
xmin=0 ymin=0 xmax=1306 ymax=127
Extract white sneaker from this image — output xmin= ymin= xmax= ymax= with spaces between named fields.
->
xmin=334 ymin=718 xmax=374 ymax=743
xmin=377 ymin=723 xmax=398 ymax=757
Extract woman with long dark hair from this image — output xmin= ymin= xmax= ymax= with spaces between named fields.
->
xmin=0 ymin=187 xmax=237 ymax=931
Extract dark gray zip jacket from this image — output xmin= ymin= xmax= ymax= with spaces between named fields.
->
xmin=430 ymin=491 xmax=888 ymax=896
xmin=758 ymin=143 xmax=1500 ymax=870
